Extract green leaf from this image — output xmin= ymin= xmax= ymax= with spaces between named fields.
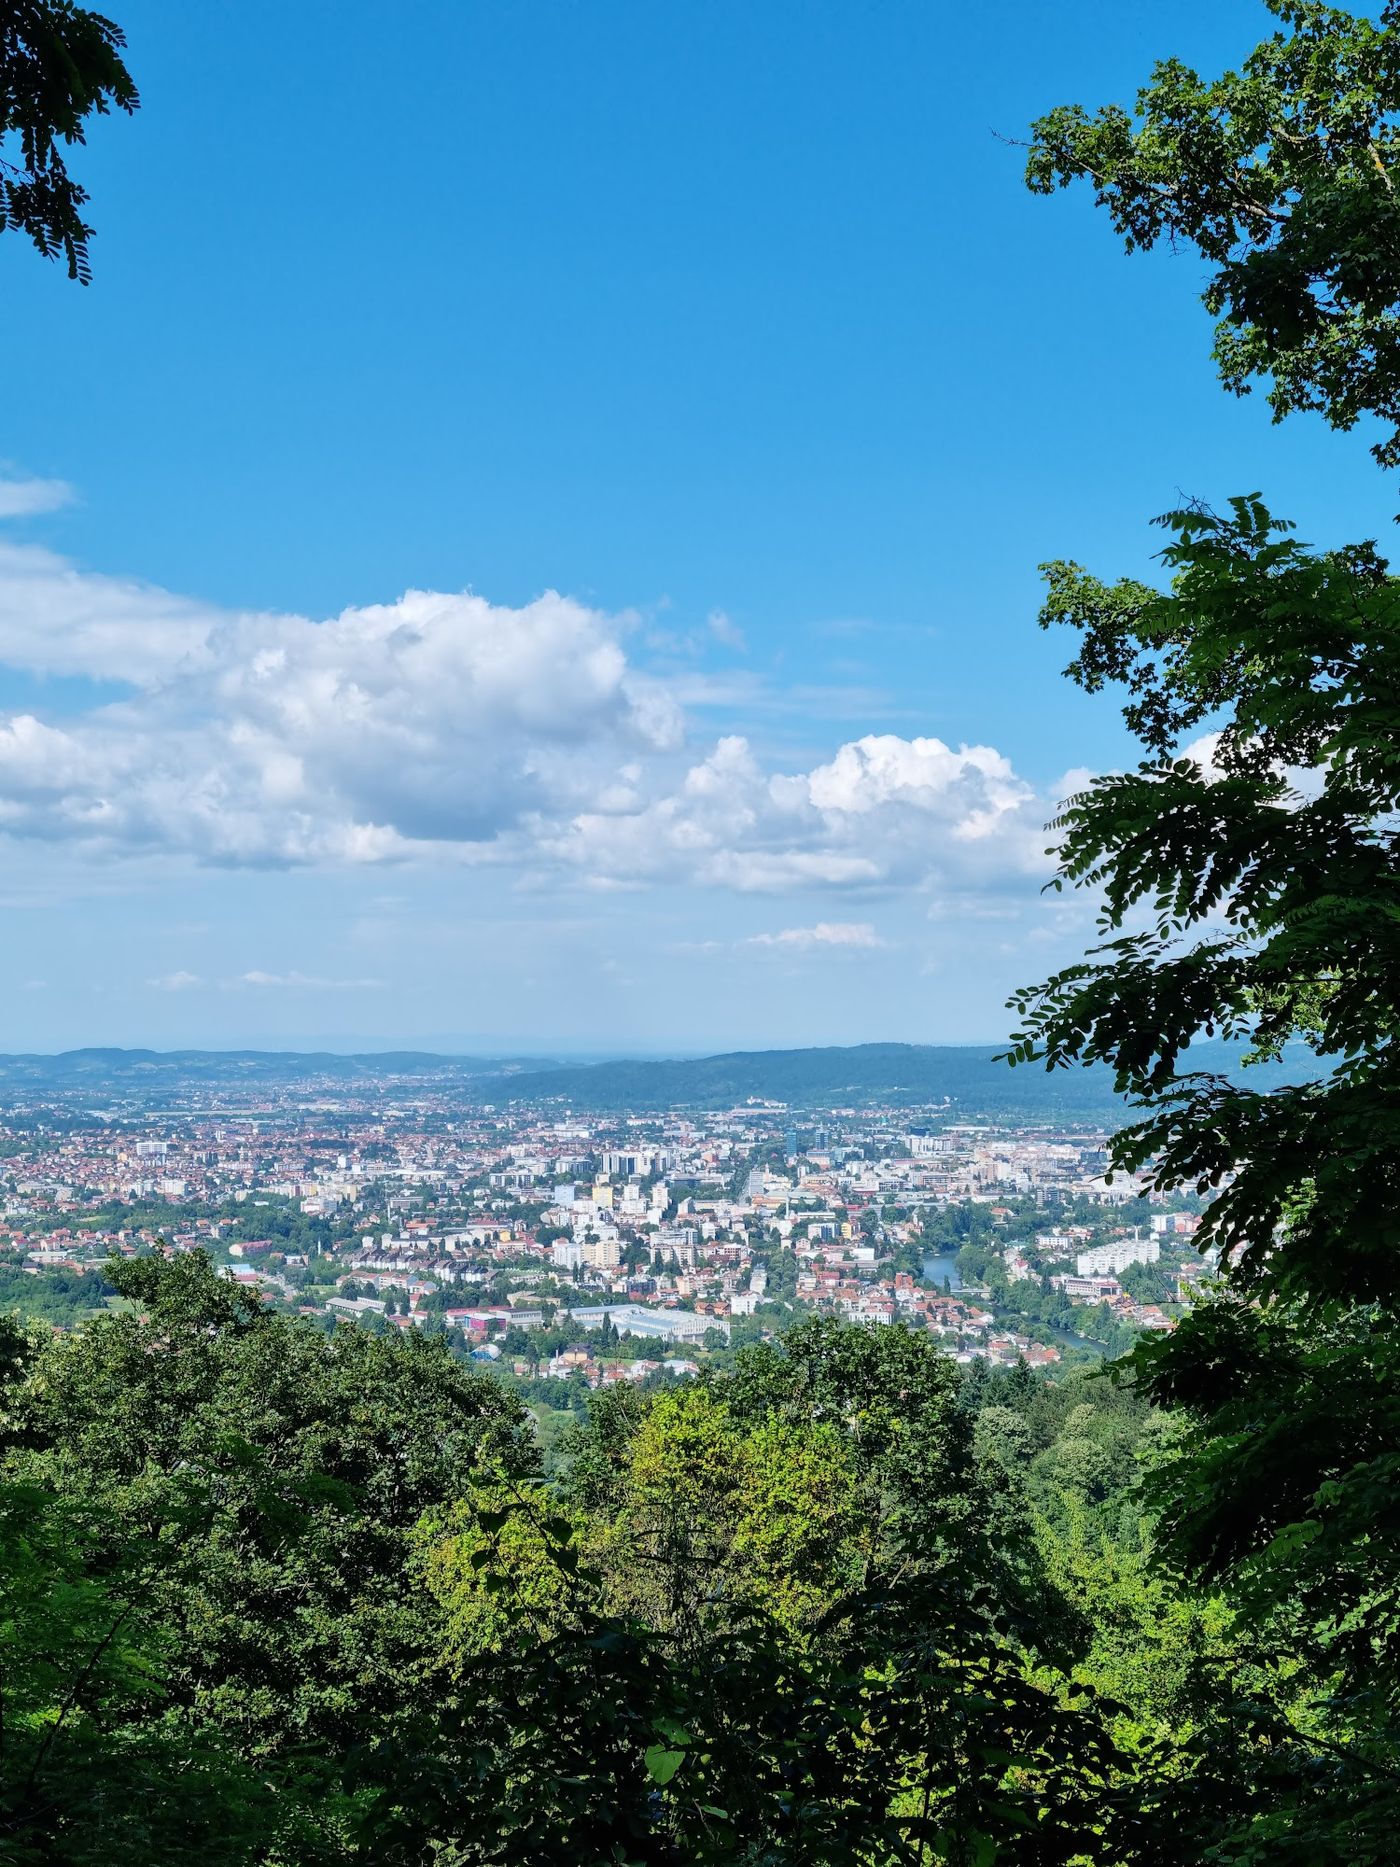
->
xmin=644 ymin=1745 xmax=686 ymax=1786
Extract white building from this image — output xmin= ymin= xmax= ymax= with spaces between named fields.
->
xmin=571 ymin=1303 xmax=727 ymax=1345
xmin=602 ymin=1147 xmax=668 ymax=1178
xmin=1036 ymin=1231 xmax=1076 ymax=1256
xmin=1075 ymin=1235 xmax=1160 ymax=1278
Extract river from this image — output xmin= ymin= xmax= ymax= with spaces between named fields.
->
xmin=922 ymin=1250 xmax=1103 ymax=1355
xmin=921 ymin=1251 xmax=962 ymax=1289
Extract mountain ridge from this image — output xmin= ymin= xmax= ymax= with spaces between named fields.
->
xmin=0 ymin=1040 xmax=1318 ymax=1113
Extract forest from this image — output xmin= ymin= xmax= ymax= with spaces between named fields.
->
xmin=0 ymin=1249 xmax=1358 ymax=1865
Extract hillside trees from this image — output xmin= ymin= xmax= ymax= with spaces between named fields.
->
xmin=6 ymin=1241 xmax=1369 ymax=1862
xmin=528 ymin=1316 xmax=1135 ymax=1864
xmin=0 ymin=1473 xmax=272 ymax=1866
xmin=4 ymin=1255 xmax=1253 ymax=1866
xmin=2 ymin=1252 xmax=536 ymax=1862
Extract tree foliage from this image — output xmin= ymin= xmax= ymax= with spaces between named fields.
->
xmin=0 ymin=1 xmax=137 ymax=281
xmin=1002 ymin=488 xmax=1400 ymax=1855
xmin=1 ymin=1253 xmax=533 ymax=1862
xmin=1027 ymin=0 xmax=1400 ymax=468
xmin=0 ymin=1258 xmax=1253 ymax=1862
xmin=1013 ymin=10 xmax=1400 ymax=1853
xmin=3 ymin=1248 xmax=1387 ymax=1860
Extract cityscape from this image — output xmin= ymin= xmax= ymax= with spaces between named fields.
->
xmin=5 ymin=1056 xmax=1211 ymax=1416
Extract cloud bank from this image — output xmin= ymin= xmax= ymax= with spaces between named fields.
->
xmin=0 ymin=523 xmax=1057 ymax=898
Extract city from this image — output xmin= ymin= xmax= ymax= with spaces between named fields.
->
xmin=3 ymin=1064 xmax=1211 ymax=1418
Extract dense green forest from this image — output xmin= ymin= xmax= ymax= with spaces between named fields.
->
xmin=477 ymin=1043 xmax=1122 ymax=1112
xmin=0 ymin=1264 xmax=113 ymax=1328
xmin=0 ymin=1251 xmax=1361 ymax=1864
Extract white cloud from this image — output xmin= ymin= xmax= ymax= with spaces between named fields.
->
xmin=149 ymin=970 xmax=202 ymax=991
xmin=0 ymin=541 xmax=680 ymax=863
xmin=1179 ymin=733 xmax=1225 ymax=784
xmin=1053 ymin=765 xmax=1097 ymax=802
xmin=0 ymin=476 xmax=75 ymax=518
xmin=0 ymin=526 xmax=1057 ymax=902
xmin=706 ymin=608 xmax=745 ymax=650
xmin=541 ymin=732 xmax=1048 ymax=894
xmin=1173 ymin=733 xmax=1324 ymax=810
xmin=746 ymin=922 xmax=884 ymax=949
xmin=237 ymin=971 xmax=383 ymax=990
xmin=0 ymin=539 xmax=221 ymax=681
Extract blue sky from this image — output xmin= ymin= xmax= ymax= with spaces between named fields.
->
xmin=0 ymin=0 xmax=1390 ymax=1054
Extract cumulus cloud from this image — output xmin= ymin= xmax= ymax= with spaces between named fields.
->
xmin=1178 ymin=733 xmax=1226 ymax=784
xmin=746 ymin=922 xmax=884 ymax=950
xmin=0 ymin=538 xmax=225 ymax=682
xmin=1179 ymin=730 xmax=1324 ymax=807
xmin=0 ymin=528 xmax=1057 ymax=899
xmin=0 ymin=540 xmax=680 ymax=863
xmin=541 ymin=733 xmax=1048 ymax=894
xmin=0 ymin=476 xmax=75 ymax=518
xmin=149 ymin=970 xmax=202 ymax=991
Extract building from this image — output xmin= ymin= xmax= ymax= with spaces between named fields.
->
xmin=570 ymin=1303 xmax=728 ymax=1345
xmin=602 ymin=1147 xmax=667 ymax=1178
xmin=582 ymin=1232 xmax=621 ymax=1271
xmin=1075 ymin=1234 xmax=1160 ymax=1278
xmin=1151 ymin=1212 xmax=1200 ymax=1236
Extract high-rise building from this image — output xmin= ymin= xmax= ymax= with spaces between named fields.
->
xmin=1075 ymin=1234 xmax=1160 ymax=1278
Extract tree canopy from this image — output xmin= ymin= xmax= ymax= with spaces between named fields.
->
xmin=3 ymin=1254 xmax=1333 ymax=1865
xmin=1 ymin=1 xmax=137 ymax=281
xmin=1028 ymin=0 xmax=1400 ymax=467
xmin=1010 ymin=4 xmax=1400 ymax=1854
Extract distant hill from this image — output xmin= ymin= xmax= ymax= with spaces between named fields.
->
xmin=0 ymin=1040 xmax=1319 ymax=1114
xmin=470 ymin=1039 xmax=1322 ymax=1114
xmin=470 ymin=1042 xmax=1120 ymax=1114
xmin=0 ymin=1048 xmax=559 ymax=1088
